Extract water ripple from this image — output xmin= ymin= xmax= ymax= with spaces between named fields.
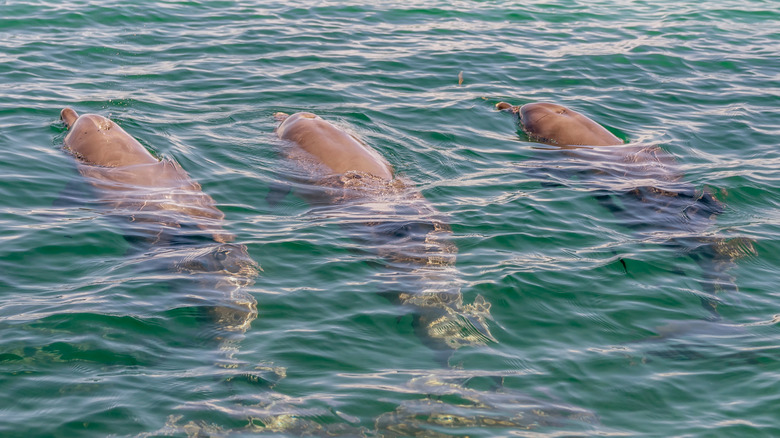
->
xmin=1 ymin=0 xmax=778 ymax=436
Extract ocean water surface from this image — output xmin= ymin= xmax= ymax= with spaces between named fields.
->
xmin=1 ymin=0 xmax=779 ymax=436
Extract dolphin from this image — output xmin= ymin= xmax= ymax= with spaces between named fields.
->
xmin=61 ymin=107 xmax=258 ymax=336
xmin=274 ymin=111 xmax=495 ymax=358
xmin=497 ymin=101 xmax=754 ymax=319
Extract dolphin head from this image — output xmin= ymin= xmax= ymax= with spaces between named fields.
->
xmin=518 ymin=102 xmax=623 ymax=147
xmin=60 ymin=107 xmax=158 ymax=167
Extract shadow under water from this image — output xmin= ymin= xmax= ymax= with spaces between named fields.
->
xmin=308 ymin=171 xmax=496 ymax=359
xmin=150 ymin=368 xmax=601 ymax=437
xmin=374 ymin=371 xmax=599 ymax=437
xmin=61 ymin=128 xmax=260 ymax=357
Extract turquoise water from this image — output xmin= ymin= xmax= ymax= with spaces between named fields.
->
xmin=1 ymin=0 xmax=779 ymax=436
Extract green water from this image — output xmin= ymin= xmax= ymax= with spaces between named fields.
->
xmin=1 ymin=0 xmax=779 ymax=436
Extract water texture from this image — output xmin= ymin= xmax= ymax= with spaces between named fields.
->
xmin=1 ymin=0 xmax=779 ymax=436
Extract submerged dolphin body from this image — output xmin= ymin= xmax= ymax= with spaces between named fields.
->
xmin=60 ymin=107 xmax=259 ymax=338
xmin=275 ymin=112 xmax=495 ymax=356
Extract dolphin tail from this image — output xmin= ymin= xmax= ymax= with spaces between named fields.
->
xmin=61 ymin=107 xmax=79 ymax=129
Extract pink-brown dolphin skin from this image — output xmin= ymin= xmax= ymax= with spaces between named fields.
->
xmin=496 ymin=102 xmax=623 ymax=146
xmin=275 ymin=111 xmax=394 ymax=180
xmin=61 ymin=107 xmax=233 ymax=244
xmin=61 ymin=107 xmax=159 ymax=167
